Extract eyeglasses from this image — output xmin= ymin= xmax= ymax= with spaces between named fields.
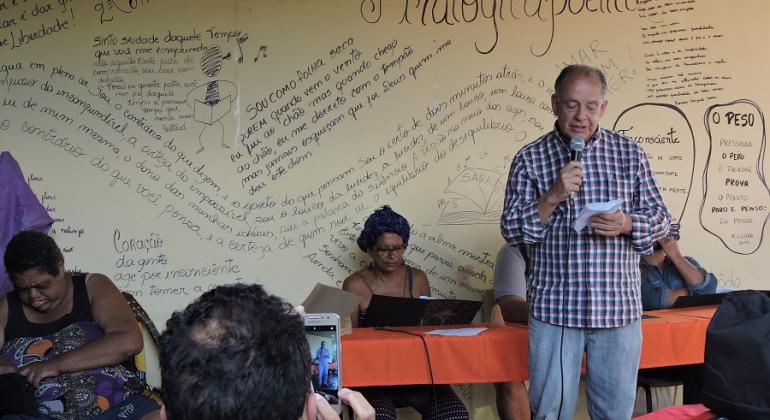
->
xmin=374 ymin=245 xmax=406 ymax=256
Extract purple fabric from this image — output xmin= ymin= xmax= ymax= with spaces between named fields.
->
xmin=0 ymin=151 xmax=54 ymax=296
xmin=2 ymin=319 xmax=141 ymax=418
xmin=2 ymin=274 xmax=144 ymax=418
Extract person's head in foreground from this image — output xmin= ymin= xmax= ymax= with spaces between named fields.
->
xmin=158 ymin=283 xmax=374 ymax=420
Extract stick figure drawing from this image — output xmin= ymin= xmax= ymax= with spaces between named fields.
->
xmin=186 ymin=45 xmax=238 ymax=153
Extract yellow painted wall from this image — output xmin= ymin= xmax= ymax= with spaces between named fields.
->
xmin=3 ymin=0 xmax=768 ymax=333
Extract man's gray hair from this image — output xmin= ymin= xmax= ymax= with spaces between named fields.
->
xmin=554 ymin=64 xmax=608 ymax=99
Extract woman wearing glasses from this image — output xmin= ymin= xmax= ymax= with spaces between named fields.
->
xmin=343 ymin=205 xmax=469 ymax=420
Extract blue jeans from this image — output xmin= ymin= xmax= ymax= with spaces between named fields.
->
xmin=528 ymin=317 xmax=642 ymax=420
xmin=318 ymin=362 xmax=329 ymax=386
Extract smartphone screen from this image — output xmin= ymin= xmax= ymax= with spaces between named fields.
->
xmin=304 ymin=314 xmax=341 ymax=412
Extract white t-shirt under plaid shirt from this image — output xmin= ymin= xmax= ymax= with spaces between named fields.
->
xmin=501 ymin=126 xmax=671 ymax=328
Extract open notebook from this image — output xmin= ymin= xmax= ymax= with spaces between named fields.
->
xmin=362 ymin=295 xmax=482 ymax=328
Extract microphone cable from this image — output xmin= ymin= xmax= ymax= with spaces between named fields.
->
xmin=557 ymin=179 xmax=580 ymax=420
xmin=375 ymin=327 xmax=438 ymax=416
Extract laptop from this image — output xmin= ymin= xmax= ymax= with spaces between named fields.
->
xmin=362 ymin=295 xmax=425 ymax=327
xmin=671 ymin=290 xmax=770 ymax=309
xmin=422 ymin=299 xmax=483 ymax=326
xmin=362 ymin=295 xmax=483 ymax=327
xmin=671 ymin=292 xmax=729 ymax=308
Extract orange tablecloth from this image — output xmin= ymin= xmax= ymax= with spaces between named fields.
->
xmin=341 ymin=306 xmax=716 ymax=387
xmin=639 ymin=306 xmax=716 ymax=369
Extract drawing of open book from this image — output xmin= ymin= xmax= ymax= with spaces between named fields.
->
xmin=438 ymin=167 xmax=506 ymax=225
xmin=194 ymin=95 xmax=232 ymax=124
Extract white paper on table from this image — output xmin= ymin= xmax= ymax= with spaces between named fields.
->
xmin=573 ymin=199 xmax=624 ymax=232
xmin=425 ymin=327 xmax=488 ymax=336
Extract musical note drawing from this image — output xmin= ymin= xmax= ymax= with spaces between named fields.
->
xmin=234 ymin=34 xmax=248 ymax=63
xmin=254 ymin=45 xmax=268 ymax=62
xmin=185 ymin=45 xmax=238 ymax=153
xmin=222 ymin=34 xmax=248 ymax=63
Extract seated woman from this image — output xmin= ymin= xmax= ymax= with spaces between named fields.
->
xmin=343 ymin=206 xmax=469 ymax=420
xmin=640 ymin=227 xmax=717 ymax=310
xmin=0 ymin=231 xmax=159 ymax=419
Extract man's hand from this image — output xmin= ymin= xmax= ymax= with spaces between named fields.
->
xmin=539 ymin=161 xmax=583 ymax=225
xmin=657 ymin=237 xmax=706 ymax=288
xmin=305 ymin=388 xmax=375 ymax=420
xmin=658 ymin=237 xmax=681 ymax=257
xmin=591 ymin=210 xmax=632 ymax=237
xmin=20 ymin=358 xmax=61 ymax=388
xmin=338 ymin=388 xmax=375 ymax=420
xmin=551 ymin=161 xmax=584 ymax=202
xmin=311 ymin=393 xmax=340 ymax=420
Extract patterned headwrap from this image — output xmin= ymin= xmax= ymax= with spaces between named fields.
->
xmin=356 ymin=205 xmax=410 ymax=251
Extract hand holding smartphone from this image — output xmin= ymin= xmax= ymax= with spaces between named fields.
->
xmin=304 ymin=313 xmax=342 ymax=414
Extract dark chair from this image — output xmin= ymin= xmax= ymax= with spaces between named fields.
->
xmin=639 ymin=363 xmax=705 ymax=413
xmin=637 ymin=372 xmax=684 ymax=413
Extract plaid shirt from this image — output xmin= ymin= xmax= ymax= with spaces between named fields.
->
xmin=501 ymin=126 xmax=671 ymax=328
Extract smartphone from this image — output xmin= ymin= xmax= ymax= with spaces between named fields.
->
xmin=303 ymin=313 xmax=342 ymax=413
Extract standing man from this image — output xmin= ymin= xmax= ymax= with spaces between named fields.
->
xmin=501 ymin=64 xmax=671 ymax=419
xmin=315 ymin=341 xmax=331 ymax=387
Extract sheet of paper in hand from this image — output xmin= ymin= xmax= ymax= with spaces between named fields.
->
xmin=574 ymin=199 xmax=623 ymax=232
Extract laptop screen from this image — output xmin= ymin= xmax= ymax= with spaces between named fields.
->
xmin=422 ymin=299 xmax=482 ymax=326
xmin=362 ymin=295 xmax=425 ymax=327
xmin=671 ymin=293 xmax=728 ymax=308
xmin=361 ymin=295 xmax=482 ymax=327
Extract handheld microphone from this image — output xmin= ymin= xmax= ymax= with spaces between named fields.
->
xmin=568 ymin=137 xmax=585 ymax=205
xmin=569 ymin=137 xmax=585 ymax=161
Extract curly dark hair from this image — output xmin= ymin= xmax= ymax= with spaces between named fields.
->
xmin=356 ymin=205 xmax=411 ymax=251
xmin=159 ymin=283 xmax=311 ymax=420
xmin=4 ymin=230 xmax=63 ymax=280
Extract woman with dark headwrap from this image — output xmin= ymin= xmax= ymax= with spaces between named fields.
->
xmin=343 ymin=206 xmax=469 ymax=420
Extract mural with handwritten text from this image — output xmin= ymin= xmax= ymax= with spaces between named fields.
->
xmin=2 ymin=0 xmax=768 ymax=333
